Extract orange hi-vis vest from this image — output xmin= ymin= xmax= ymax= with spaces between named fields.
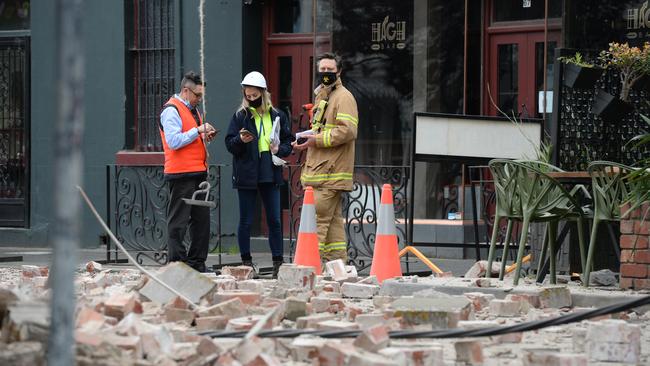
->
xmin=159 ymin=97 xmax=207 ymax=174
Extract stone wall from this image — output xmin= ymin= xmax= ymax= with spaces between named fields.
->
xmin=619 ymin=203 xmax=650 ymax=290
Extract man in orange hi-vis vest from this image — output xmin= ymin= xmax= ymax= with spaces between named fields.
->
xmin=159 ymin=71 xmax=216 ymax=273
xmin=293 ymin=53 xmax=358 ymax=263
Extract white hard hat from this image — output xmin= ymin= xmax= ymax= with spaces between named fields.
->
xmin=241 ymin=71 xmax=267 ymax=89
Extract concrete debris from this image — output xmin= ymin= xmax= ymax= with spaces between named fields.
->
xmin=2 ymin=301 xmax=50 ymax=343
xmin=523 ymin=349 xmax=588 ymax=366
xmin=139 ymin=262 xmax=218 ymax=304
xmin=85 ymin=261 xmax=103 ymax=273
xmin=0 ymin=258 xmax=647 ymax=365
xmin=589 ymin=269 xmax=618 ymax=287
xmin=464 ymin=260 xmax=501 ymax=278
xmin=221 ymin=266 xmax=255 ymax=281
xmin=537 ymin=287 xmax=572 ymax=308
xmin=277 ymin=264 xmax=316 ymax=291
xmin=325 ymin=259 xmax=349 ymax=281
xmin=455 ymin=340 xmax=484 ymax=364
xmin=0 ymin=341 xmax=44 ymax=365
xmin=586 ymin=319 xmax=641 ymax=364
xmin=391 ymin=296 xmax=472 ymax=329
xmin=341 ymin=282 xmax=379 ymax=298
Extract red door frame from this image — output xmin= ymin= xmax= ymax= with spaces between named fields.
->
xmin=262 ymin=2 xmax=315 ymax=126
xmin=483 ymin=0 xmax=562 ymax=116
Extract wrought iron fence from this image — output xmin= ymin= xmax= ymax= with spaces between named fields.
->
xmin=0 ymin=37 xmax=29 ymax=227
xmin=107 ymin=164 xmax=222 ymax=265
xmin=286 ymin=164 xmax=410 ymax=271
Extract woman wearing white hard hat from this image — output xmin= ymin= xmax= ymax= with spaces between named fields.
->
xmin=224 ymin=71 xmax=294 ymax=278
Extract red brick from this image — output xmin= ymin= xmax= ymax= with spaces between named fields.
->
xmin=635 ymin=220 xmax=650 ymax=235
xmin=633 ymin=278 xmax=650 ymax=290
xmin=104 ymin=292 xmax=142 ymax=320
xmin=621 ymin=203 xmax=632 ymax=219
xmin=620 ymin=277 xmax=634 ymax=289
xmin=642 ymin=202 xmax=650 ymax=218
xmin=620 ymin=264 xmax=648 ymax=278
xmin=620 ymin=235 xmax=649 ymax=249
xmin=621 ymin=220 xmax=635 ymax=234
xmin=621 ymin=250 xmax=636 ymax=263
xmin=76 ymin=307 xmax=105 ymax=328
xmin=213 ymin=291 xmax=261 ymax=306
xmin=635 ymin=250 xmax=650 ymax=264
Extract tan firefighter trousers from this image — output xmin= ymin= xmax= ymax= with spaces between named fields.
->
xmin=313 ymin=188 xmax=347 ymax=263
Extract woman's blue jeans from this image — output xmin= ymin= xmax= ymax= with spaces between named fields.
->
xmin=237 ymin=183 xmax=283 ymax=259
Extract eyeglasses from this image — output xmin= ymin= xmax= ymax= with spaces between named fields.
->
xmin=186 ymin=87 xmax=203 ymax=99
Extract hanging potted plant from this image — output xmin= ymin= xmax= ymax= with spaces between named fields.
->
xmin=598 ymin=42 xmax=650 ymax=102
xmin=591 ymin=88 xmax=633 ymax=123
xmin=559 ymin=52 xmax=604 ymax=89
xmin=590 ymin=42 xmax=648 ymax=122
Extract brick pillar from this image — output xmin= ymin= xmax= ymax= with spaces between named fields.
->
xmin=619 ymin=202 xmax=650 ymax=290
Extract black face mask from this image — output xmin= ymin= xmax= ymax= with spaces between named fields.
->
xmin=317 ymin=71 xmax=337 ymax=86
xmin=249 ymin=96 xmax=263 ymax=108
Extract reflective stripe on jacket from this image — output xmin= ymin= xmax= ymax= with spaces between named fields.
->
xmin=159 ymin=97 xmax=207 ymax=174
xmin=301 ymin=78 xmax=358 ymax=191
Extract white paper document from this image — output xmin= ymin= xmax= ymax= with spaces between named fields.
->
xmin=269 ymin=116 xmax=281 ymax=146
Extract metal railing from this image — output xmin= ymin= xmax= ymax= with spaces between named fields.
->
xmin=106 ymin=164 xmax=222 ymax=265
xmin=286 ymin=164 xmax=410 ymax=271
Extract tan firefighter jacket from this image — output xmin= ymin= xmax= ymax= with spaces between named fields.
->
xmin=301 ymin=78 xmax=358 ymax=191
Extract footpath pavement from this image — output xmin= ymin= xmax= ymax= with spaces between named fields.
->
xmin=0 ymin=251 xmax=648 ymax=365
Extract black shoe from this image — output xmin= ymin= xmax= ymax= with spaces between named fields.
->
xmin=272 ymin=260 xmax=283 ymax=279
xmin=192 ymin=262 xmax=207 ymax=273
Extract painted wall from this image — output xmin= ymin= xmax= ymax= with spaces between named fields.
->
xmin=1 ymin=0 xmax=243 ymax=248
xmin=180 ymin=0 xmax=243 ymax=243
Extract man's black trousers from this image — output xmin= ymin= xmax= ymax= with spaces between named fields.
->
xmin=167 ymin=175 xmax=210 ymax=272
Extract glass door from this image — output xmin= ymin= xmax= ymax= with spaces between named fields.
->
xmin=487 ymin=32 xmax=560 ymax=117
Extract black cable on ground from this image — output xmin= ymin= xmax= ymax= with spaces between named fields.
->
xmin=200 ymin=294 xmax=650 ymax=339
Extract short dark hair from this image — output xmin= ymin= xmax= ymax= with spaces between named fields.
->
xmin=317 ymin=52 xmax=342 ymax=71
xmin=181 ymin=71 xmax=204 ymax=89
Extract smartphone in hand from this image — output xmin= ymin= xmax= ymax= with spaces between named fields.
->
xmin=240 ymin=129 xmax=255 ymax=140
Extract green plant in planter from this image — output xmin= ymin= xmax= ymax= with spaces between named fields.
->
xmin=598 ymin=42 xmax=650 ymax=102
xmin=624 ymin=114 xmax=650 ymax=217
xmin=558 ymin=52 xmax=604 ymax=89
xmin=558 ymin=52 xmax=595 ymax=68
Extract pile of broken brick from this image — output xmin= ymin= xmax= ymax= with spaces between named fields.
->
xmin=0 ymin=259 xmax=648 ymax=365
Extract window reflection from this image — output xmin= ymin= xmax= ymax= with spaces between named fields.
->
xmin=0 ymin=0 xmax=30 ymax=30
xmin=494 ymin=0 xmax=561 ymax=22
xmin=498 ymin=44 xmax=518 ymax=115
xmin=274 ymin=0 xmax=313 ymax=33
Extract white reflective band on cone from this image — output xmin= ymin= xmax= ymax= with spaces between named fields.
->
xmin=377 ymin=203 xmax=397 ymax=235
xmin=299 ymin=203 xmax=317 ymax=233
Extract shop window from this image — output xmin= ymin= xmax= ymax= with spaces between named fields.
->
xmin=125 ymin=0 xmax=175 ymax=151
xmin=493 ymin=0 xmax=561 ymax=23
xmin=0 ymin=37 xmax=29 ymax=227
xmin=274 ymin=0 xmax=313 ymax=34
xmin=0 ymin=0 xmax=30 ymax=31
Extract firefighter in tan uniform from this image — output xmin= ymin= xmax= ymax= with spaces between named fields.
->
xmin=293 ymin=52 xmax=358 ymax=262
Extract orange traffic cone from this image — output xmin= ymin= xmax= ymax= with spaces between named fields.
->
xmin=293 ymin=186 xmax=322 ymax=274
xmin=370 ymin=184 xmax=402 ymax=283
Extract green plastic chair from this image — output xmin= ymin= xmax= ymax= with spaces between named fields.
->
xmin=488 ymin=159 xmax=589 ymax=285
xmin=486 ymin=159 xmax=569 ymax=280
xmin=485 ymin=160 xmax=521 ymax=280
xmin=583 ymin=161 xmax=635 ymax=287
